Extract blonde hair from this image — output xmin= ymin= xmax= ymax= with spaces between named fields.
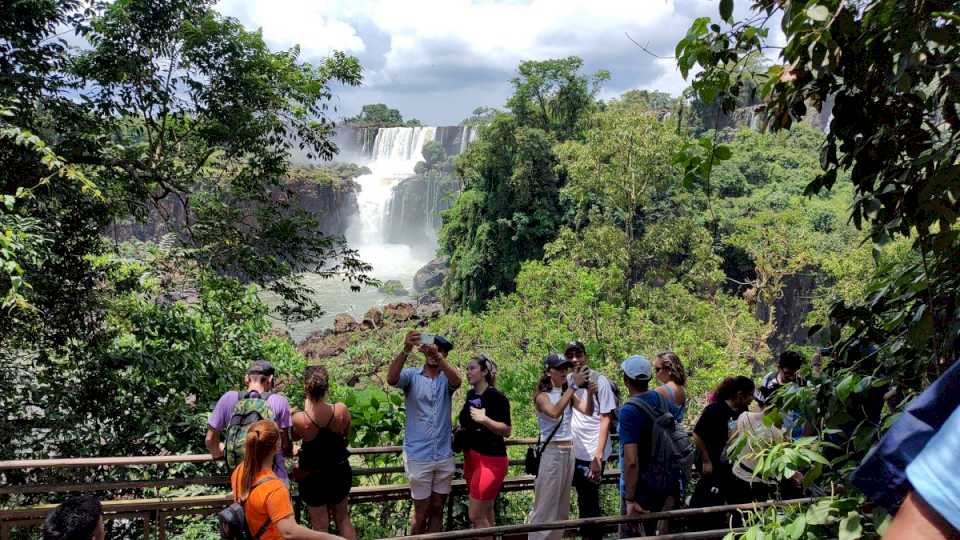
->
xmin=237 ymin=420 xmax=280 ymax=502
xmin=655 ymin=351 xmax=686 ymax=386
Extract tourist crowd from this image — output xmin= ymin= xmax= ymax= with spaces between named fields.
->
xmin=41 ymin=334 xmax=960 ymax=540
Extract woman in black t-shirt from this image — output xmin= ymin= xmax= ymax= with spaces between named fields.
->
xmin=458 ymin=354 xmax=512 ymax=530
xmin=689 ymin=376 xmax=755 ymax=528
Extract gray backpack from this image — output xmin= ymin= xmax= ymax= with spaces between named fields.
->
xmin=625 ymin=392 xmax=695 ymax=497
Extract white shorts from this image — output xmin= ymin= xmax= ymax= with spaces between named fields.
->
xmin=403 ymin=454 xmax=456 ymax=500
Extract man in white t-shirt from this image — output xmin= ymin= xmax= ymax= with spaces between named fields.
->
xmin=565 ymin=340 xmax=618 ymax=540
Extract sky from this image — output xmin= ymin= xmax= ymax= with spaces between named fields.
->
xmin=214 ymin=0 xmax=765 ymax=126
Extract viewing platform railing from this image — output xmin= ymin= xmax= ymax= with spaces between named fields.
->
xmin=0 ymin=439 xmax=817 ymax=540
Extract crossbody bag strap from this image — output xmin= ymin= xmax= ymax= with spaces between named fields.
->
xmin=240 ymin=475 xmax=279 ymax=539
xmin=252 ymin=518 xmax=272 ymax=540
xmin=539 ymin=409 xmax=565 ymax=453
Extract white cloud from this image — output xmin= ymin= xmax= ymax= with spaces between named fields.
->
xmin=213 ymin=0 xmax=766 ymax=123
xmin=215 ymin=0 xmax=365 ymax=57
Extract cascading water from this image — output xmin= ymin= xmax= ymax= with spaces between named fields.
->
xmin=269 ymin=125 xmax=474 ymax=341
xmin=347 ymin=126 xmax=437 ymax=280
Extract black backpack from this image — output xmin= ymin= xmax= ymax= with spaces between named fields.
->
xmin=217 ymin=476 xmax=277 ymax=540
xmin=624 ymin=393 xmax=695 ymax=498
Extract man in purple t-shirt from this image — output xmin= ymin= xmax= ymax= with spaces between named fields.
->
xmin=205 ymin=360 xmax=293 ymax=480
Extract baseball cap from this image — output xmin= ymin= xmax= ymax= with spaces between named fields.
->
xmin=434 ymin=335 xmax=454 ymax=354
xmin=544 ymin=352 xmax=573 ymax=370
xmin=564 ymin=340 xmax=586 ymax=356
xmin=621 ymin=355 xmax=652 ymax=381
xmin=247 ymin=360 xmax=275 ymax=377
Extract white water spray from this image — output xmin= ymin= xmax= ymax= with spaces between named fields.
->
xmin=347 ymin=126 xmax=437 ymax=279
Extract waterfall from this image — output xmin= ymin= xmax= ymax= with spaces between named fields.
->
xmin=345 ymin=126 xmax=437 ymax=280
xmin=370 ymin=126 xmax=437 ymax=162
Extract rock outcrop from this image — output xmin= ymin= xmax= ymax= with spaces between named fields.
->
xmin=383 ymin=303 xmax=416 ymax=322
xmin=363 ymin=307 xmax=384 ymax=329
xmin=378 ymin=280 xmax=410 ymax=296
xmin=333 ymin=313 xmax=360 ymax=334
xmin=413 ymin=259 xmax=448 ymax=293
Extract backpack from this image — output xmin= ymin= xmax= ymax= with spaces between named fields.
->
xmin=217 ymin=475 xmax=277 ymax=539
xmin=609 ymin=381 xmax=622 ymax=436
xmin=224 ymin=391 xmax=275 ymax=469
xmin=625 ymin=392 xmax=695 ymax=497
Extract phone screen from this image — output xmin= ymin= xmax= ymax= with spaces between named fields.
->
xmin=419 ymin=333 xmax=435 ymax=345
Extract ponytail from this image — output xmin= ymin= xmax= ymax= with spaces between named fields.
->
xmin=536 ymin=369 xmax=553 ymax=395
xmin=712 ymin=376 xmax=755 ymax=402
xmin=238 ymin=419 xmax=280 ymax=502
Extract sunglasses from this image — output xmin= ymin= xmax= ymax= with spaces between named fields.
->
xmin=654 ymin=366 xmax=667 ymax=373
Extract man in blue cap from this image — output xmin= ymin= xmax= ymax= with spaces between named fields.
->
xmin=618 ymin=355 xmax=669 ymax=536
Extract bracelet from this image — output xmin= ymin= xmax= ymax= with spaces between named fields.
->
xmin=624 ymin=497 xmax=636 ymax=502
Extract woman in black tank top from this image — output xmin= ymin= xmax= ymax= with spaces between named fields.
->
xmin=292 ymin=366 xmax=355 ymax=539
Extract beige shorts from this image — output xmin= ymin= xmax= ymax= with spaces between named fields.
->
xmin=403 ymin=454 xmax=456 ymax=500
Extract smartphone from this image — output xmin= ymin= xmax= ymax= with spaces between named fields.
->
xmin=418 ymin=333 xmax=435 ymax=346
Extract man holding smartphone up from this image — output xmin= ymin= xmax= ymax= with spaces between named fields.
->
xmin=565 ymin=340 xmax=617 ymax=540
xmin=386 ymin=331 xmax=461 ymax=534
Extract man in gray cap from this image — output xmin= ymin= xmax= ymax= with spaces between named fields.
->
xmin=205 ymin=359 xmax=293 ymax=480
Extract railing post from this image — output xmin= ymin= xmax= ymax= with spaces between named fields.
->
xmin=445 ymin=489 xmax=455 ymax=531
xmin=142 ymin=511 xmax=152 ymax=539
xmin=158 ymin=511 xmax=166 ymax=540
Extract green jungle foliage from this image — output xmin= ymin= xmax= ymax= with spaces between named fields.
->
xmin=439 ymin=57 xmax=608 ymax=311
xmin=4 ymin=1 xmax=956 ymax=539
xmin=675 ymin=0 xmax=960 ymax=538
xmin=343 ymin=103 xmax=422 ymax=128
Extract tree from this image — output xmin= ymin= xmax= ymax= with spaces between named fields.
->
xmin=343 ymin=103 xmax=421 ymax=127
xmin=675 ymin=0 xmax=960 ymax=536
xmin=555 ymin=100 xmax=690 ymax=309
xmin=439 ymin=57 xmax=606 ymax=311
xmin=460 ymin=106 xmax=501 ymax=126
xmin=618 ymin=89 xmax=680 ymax=111
xmin=506 ymin=56 xmax=609 ymax=142
xmin=0 ymin=0 xmax=371 ymax=500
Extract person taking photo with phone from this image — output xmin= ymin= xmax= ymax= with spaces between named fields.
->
xmin=386 ymin=331 xmax=461 ymax=534
xmin=457 ymin=354 xmax=511 ymax=533
xmin=528 ymin=352 xmax=595 ymax=540
xmin=564 ymin=340 xmax=617 ymax=540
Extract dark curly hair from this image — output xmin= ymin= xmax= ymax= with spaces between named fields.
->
xmin=778 ymin=350 xmax=804 ymax=371
xmin=42 ymin=495 xmax=102 ymax=540
xmin=713 ymin=376 xmax=756 ymax=402
xmin=304 ymin=365 xmax=329 ymax=401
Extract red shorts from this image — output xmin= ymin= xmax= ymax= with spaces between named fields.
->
xmin=463 ymin=449 xmax=508 ymax=501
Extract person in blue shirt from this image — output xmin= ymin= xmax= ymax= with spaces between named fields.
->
xmin=386 ymin=331 xmax=462 ymax=534
xmin=885 ymin=402 xmax=960 ymax=539
xmin=618 ymin=354 xmax=668 ymax=537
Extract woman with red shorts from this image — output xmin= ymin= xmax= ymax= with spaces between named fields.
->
xmin=458 ymin=354 xmax=512 ymax=530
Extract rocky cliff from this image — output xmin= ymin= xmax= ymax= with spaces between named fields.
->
xmin=108 ymin=165 xmax=365 ymax=243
